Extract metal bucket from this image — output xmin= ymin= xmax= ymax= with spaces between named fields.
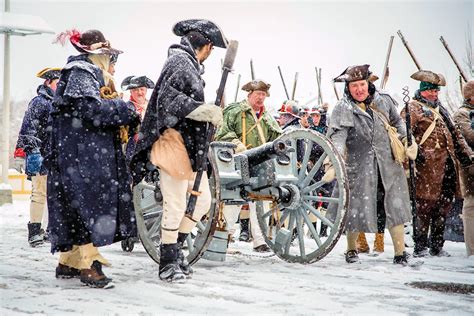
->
xmin=201 ymin=229 xmax=229 ymax=262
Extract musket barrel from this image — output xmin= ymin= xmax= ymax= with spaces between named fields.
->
xmin=397 ymin=30 xmax=422 ymax=70
xmin=380 ymin=36 xmax=394 ymax=89
xmin=278 ymin=66 xmax=290 ymax=100
xmin=291 ymin=72 xmax=299 ymax=100
xmin=440 ymin=36 xmax=469 ymax=82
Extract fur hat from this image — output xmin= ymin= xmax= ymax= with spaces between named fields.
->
xmin=36 ymin=67 xmax=61 ymax=80
xmin=410 ymin=70 xmax=446 ymax=86
xmin=55 ymin=29 xmax=123 ymax=56
xmin=121 ymin=76 xmax=155 ymax=91
xmin=334 ymin=64 xmax=371 ymax=83
xmin=173 ymin=19 xmax=228 ymax=49
xmin=242 ymin=79 xmax=271 ymax=96
xmin=463 ymin=80 xmax=474 ymax=101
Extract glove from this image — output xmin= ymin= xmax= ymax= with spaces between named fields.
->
xmin=186 ymin=103 xmax=223 ymax=127
xmin=13 ymin=157 xmax=25 ymax=173
xmin=321 ymin=159 xmax=336 ymax=183
xmin=231 ymin=139 xmax=247 ymax=153
xmin=403 ymin=138 xmax=418 ymax=161
xmin=25 ymin=151 xmax=43 ymax=176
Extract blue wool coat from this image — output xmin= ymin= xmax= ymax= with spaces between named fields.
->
xmin=16 ymin=84 xmax=54 ymax=175
xmin=45 ymin=54 xmax=139 ymax=253
xmin=130 ymin=38 xmax=208 ymax=184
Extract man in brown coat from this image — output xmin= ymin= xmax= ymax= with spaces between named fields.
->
xmin=454 ymin=80 xmax=474 ymax=257
xmin=402 ymin=70 xmax=463 ymax=257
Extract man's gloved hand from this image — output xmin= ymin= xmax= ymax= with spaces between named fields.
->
xmin=403 ymin=138 xmax=418 ymax=161
xmin=231 ymin=139 xmax=247 ymax=153
xmin=25 ymin=150 xmax=43 ymax=176
xmin=186 ymin=103 xmax=223 ymax=127
xmin=13 ymin=157 xmax=25 ymax=173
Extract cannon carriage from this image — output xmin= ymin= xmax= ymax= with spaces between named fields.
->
xmin=132 ymin=128 xmax=349 ymax=265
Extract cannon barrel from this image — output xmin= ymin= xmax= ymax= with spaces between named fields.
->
xmin=241 ymin=140 xmax=288 ymax=166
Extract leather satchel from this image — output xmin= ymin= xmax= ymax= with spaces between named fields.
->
xmin=150 ymin=128 xmax=193 ymax=180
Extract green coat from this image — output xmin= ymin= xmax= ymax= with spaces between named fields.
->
xmin=215 ymin=99 xmax=282 ymax=148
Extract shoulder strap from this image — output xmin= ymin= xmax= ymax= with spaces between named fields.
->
xmin=418 ymin=106 xmax=440 ymax=146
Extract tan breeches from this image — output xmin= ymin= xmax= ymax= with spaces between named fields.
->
xmin=347 ymin=224 xmax=405 ymax=256
xmin=223 ymin=202 xmax=268 ymax=247
xmin=30 ymin=175 xmax=47 ymax=225
xmin=463 ymin=196 xmax=474 ymax=257
xmin=159 ymin=170 xmax=212 ymax=244
xmin=59 ymin=243 xmax=109 ymax=270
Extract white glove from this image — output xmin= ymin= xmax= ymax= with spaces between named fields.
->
xmin=186 ymin=103 xmax=223 ymax=127
xmin=403 ymin=138 xmax=418 ymax=161
xmin=231 ymin=139 xmax=247 ymax=153
xmin=13 ymin=157 xmax=25 ymax=173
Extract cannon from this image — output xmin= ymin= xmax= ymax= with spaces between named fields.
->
xmin=132 ymin=128 xmax=348 ymax=264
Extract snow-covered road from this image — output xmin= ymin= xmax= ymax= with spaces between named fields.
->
xmin=1 ymin=199 xmax=473 ymax=315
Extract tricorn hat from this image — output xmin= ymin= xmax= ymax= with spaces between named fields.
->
xmin=334 ymin=64 xmax=371 ymax=83
xmin=173 ymin=19 xmax=228 ymax=49
xmin=241 ymin=79 xmax=271 ymax=96
xmin=36 ymin=67 xmax=61 ymax=80
xmin=368 ymin=74 xmax=379 ymax=83
xmin=410 ymin=70 xmax=446 ymax=86
xmin=54 ymin=29 xmax=123 ymax=55
xmin=121 ymin=76 xmax=155 ymax=91
xmin=462 ymin=80 xmax=474 ymax=101
xmin=278 ymin=100 xmax=300 ymax=117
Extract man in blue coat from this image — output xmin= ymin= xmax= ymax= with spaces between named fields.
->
xmin=131 ymin=19 xmax=227 ymax=282
xmin=47 ymin=29 xmax=139 ymax=288
xmin=16 ymin=67 xmax=60 ymax=247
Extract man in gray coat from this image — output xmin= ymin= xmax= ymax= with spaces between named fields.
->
xmin=326 ymin=64 xmax=417 ymax=265
xmin=454 ymin=80 xmax=474 ymax=257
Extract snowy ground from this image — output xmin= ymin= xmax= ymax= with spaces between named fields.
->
xmin=1 ymin=198 xmax=473 ymax=315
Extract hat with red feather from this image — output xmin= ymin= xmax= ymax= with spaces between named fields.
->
xmin=54 ymin=29 xmax=123 ymax=55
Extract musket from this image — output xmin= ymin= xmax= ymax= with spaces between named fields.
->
xmin=315 ymin=67 xmax=323 ymax=104
xmin=397 ymin=30 xmax=422 ymax=70
xmin=234 ymin=73 xmax=241 ymax=102
xmin=398 ymin=31 xmax=455 ymax=114
xmin=250 ymin=59 xmax=255 ymax=80
xmin=380 ymin=36 xmax=394 ymax=89
xmin=186 ymin=40 xmax=239 ymax=218
xmin=440 ymin=36 xmax=469 ymax=82
xmin=291 ymin=72 xmax=299 ymax=100
xmin=277 ymin=66 xmax=290 ymax=100
xmin=332 ymin=80 xmax=340 ymax=101
xmin=403 ymin=86 xmax=418 ymax=243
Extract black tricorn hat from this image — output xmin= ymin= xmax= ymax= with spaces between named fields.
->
xmin=71 ymin=29 xmax=123 ymax=55
xmin=121 ymin=76 xmax=155 ymax=91
xmin=173 ymin=19 xmax=228 ymax=48
xmin=334 ymin=64 xmax=371 ymax=83
xmin=36 ymin=67 xmax=61 ymax=80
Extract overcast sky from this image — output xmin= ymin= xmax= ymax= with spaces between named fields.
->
xmin=1 ymin=0 xmax=472 ymax=112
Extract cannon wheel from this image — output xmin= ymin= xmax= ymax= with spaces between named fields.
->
xmin=256 ymin=129 xmax=349 ymax=263
xmin=132 ymin=167 xmax=220 ymax=265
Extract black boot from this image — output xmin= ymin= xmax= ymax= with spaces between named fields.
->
xmin=319 ymin=223 xmax=328 ymax=237
xmin=27 ymin=222 xmax=44 ymax=247
xmin=177 ymin=233 xmax=193 ymax=277
xmin=159 ymin=243 xmax=185 ymax=283
xmin=345 ymin=250 xmax=360 ymax=263
xmin=239 ymin=218 xmax=250 ymax=242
